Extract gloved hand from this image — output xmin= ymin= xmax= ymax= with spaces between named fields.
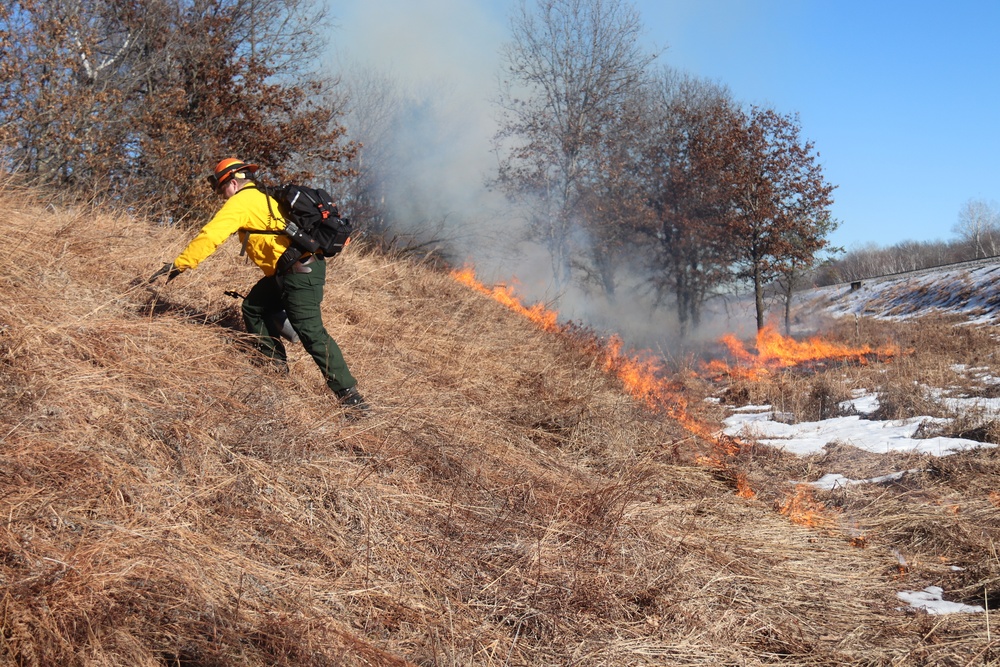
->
xmin=148 ymin=262 xmax=182 ymax=283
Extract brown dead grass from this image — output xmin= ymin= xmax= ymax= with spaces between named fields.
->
xmin=716 ymin=314 xmax=1000 ymax=665
xmin=0 ymin=184 xmax=996 ymax=665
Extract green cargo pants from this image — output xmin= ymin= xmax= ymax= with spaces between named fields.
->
xmin=242 ymin=256 xmax=357 ymax=393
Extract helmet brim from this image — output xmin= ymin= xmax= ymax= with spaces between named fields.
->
xmin=208 ymin=161 xmax=260 ymax=191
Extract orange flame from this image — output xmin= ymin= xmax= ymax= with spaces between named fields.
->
xmin=735 ymin=473 xmax=756 ymax=499
xmin=450 ymin=266 xmax=897 ymax=537
xmin=450 ymin=266 xmax=717 ymax=434
xmin=777 ymin=484 xmax=836 ymax=529
xmin=449 ymin=266 xmax=750 ymax=492
xmin=707 ymin=324 xmax=897 ymax=379
xmin=450 ymin=266 xmax=561 ymax=333
xmin=598 ymin=337 xmax=723 ymax=440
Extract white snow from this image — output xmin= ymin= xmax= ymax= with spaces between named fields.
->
xmin=723 ymin=405 xmax=993 ymax=615
xmin=897 ymin=587 xmax=985 ymax=615
xmin=718 ymin=264 xmax=1000 ymax=614
xmin=806 ymin=470 xmax=922 ymax=491
xmin=722 ymin=409 xmax=993 ymax=457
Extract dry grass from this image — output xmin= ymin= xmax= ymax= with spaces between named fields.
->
xmin=714 ymin=314 xmax=1000 ymax=665
xmin=0 ymin=184 xmax=997 ymax=665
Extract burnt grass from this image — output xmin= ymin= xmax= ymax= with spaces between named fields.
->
xmin=0 ymin=184 xmax=997 ymax=666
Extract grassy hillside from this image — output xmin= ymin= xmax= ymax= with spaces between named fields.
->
xmin=0 ymin=184 xmax=995 ymax=666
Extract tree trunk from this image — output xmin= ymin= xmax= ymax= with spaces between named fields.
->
xmin=675 ymin=271 xmax=689 ymax=339
xmin=783 ymin=284 xmax=792 ymax=336
xmin=754 ymin=262 xmax=765 ymax=331
xmin=594 ymin=246 xmax=616 ymax=302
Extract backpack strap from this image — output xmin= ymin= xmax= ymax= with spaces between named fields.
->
xmin=241 ymin=186 xmax=306 ymax=273
xmin=236 ymin=184 xmax=285 ymax=256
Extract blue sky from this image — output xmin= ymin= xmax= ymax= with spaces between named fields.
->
xmin=639 ymin=1 xmax=1000 ymax=250
xmin=330 ymin=1 xmax=1000 ymax=251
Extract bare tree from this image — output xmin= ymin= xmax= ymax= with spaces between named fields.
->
xmin=492 ymin=0 xmax=657 ymax=294
xmin=822 ymin=238 xmax=970 ymax=284
xmin=328 ymin=66 xmax=457 ymax=253
xmin=322 ymin=66 xmax=403 ymax=237
xmin=953 ymin=198 xmax=1000 ymax=259
xmin=226 ymin=0 xmax=330 ymax=77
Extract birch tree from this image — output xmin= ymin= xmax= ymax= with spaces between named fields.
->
xmin=953 ymin=198 xmax=1000 ymax=259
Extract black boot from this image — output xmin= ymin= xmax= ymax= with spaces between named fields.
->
xmin=335 ymin=385 xmax=370 ymax=414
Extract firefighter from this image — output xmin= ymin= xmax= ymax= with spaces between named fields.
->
xmin=149 ymin=158 xmax=369 ymax=413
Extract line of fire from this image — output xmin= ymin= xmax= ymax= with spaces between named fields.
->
xmin=450 ymin=264 xmax=901 ymax=540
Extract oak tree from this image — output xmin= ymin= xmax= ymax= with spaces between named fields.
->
xmin=726 ymin=107 xmax=836 ymax=330
xmin=0 ymin=0 xmax=354 ymax=223
xmin=639 ymin=70 xmax=742 ymax=336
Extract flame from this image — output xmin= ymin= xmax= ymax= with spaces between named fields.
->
xmin=777 ymin=484 xmax=836 ymax=529
xmin=450 ymin=265 xmax=719 ymax=437
xmin=892 ymin=549 xmax=910 ymax=577
xmin=600 ymin=335 xmax=666 ymax=404
xmin=599 ymin=337 xmax=725 ymax=441
xmin=450 ymin=266 xmax=561 ymax=333
xmin=449 ymin=265 xmax=747 ymax=498
xmin=735 ymin=473 xmax=756 ymax=499
xmin=450 ymin=266 xmax=912 ymax=540
xmin=707 ymin=324 xmax=897 ymax=378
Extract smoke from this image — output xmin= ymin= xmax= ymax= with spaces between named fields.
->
xmin=328 ymin=1 xmax=511 ymax=257
xmin=325 ymin=0 xmax=752 ymax=357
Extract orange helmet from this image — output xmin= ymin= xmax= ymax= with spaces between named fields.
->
xmin=207 ymin=157 xmax=259 ymax=192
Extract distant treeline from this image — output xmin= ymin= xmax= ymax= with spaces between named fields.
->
xmin=813 ymin=199 xmax=1000 ymax=285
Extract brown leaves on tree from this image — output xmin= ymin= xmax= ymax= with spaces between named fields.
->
xmin=0 ymin=0 xmax=355 ymax=225
xmin=641 ymin=74 xmax=837 ymax=335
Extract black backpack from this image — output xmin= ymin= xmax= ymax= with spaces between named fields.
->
xmin=260 ymin=184 xmax=353 ymax=275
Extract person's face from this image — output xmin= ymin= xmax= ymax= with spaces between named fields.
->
xmin=219 ymin=177 xmax=239 ymax=199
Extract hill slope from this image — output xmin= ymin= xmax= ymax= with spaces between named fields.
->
xmin=798 ymin=259 xmax=1000 ymax=325
xmin=0 ymin=187 xmax=990 ymax=666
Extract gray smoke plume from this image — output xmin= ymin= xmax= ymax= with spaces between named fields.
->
xmin=327 ymin=0 xmax=752 ymax=356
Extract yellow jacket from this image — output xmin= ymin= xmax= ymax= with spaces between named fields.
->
xmin=173 ymin=184 xmax=291 ymax=277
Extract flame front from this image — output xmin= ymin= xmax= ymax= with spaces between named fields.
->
xmin=451 ymin=266 xmax=735 ymax=446
xmin=449 ymin=266 xmax=892 ymax=533
xmin=708 ymin=324 xmax=897 ymax=378
xmin=450 ymin=266 xmax=561 ymax=333
xmin=446 ymin=267 xmax=897 ymax=547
